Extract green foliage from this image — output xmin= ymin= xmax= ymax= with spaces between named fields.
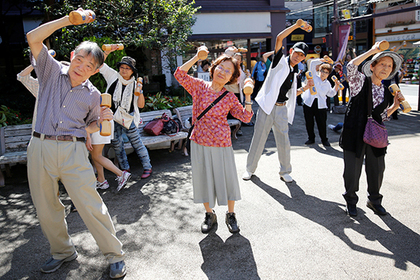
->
xmin=145 ymin=92 xmax=172 ymax=111
xmin=0 ymin=105 xmax=32 ymax=127
xmin=143 ymin=92 xmax=192 ymax=112
xmin=41 ymin=0 xmax=200 ymax=66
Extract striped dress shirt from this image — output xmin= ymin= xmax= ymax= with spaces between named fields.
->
xmin=31 ymin=45 xmax=100 ymax=138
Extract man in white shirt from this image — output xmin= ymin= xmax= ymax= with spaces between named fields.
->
xmin=242 ymin=20 xmax=310 ymax=183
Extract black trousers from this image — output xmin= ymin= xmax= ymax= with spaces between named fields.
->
xmin=343 ymin=144 xmax=385 ymax=206
xmin=342 ymin=81 xmax=349 ymax=105
xmin=303 ymin=99 xmax=328 ymax=142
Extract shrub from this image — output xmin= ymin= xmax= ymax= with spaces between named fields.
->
xmin=0 ymin=105 xmax=32 ymax=127
xmin=142 ymin=92 xmax=192 ymax=112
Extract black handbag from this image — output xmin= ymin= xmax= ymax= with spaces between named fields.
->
xmin=186 ymin=90 xmax=229 ymax=153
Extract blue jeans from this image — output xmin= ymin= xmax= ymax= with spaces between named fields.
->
xmin=112 ymin=120 xmax=152 ymax=171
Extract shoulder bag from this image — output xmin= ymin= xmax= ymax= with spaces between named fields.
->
xmin=186 ymin=90 xmax=229 ymax=153
xmin=112 ymin=81 xmax=135 ymax=129
xmin=362 ymin=88 xmax=388 ymax=148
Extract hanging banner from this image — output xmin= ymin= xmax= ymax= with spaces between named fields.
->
xmin=337 ymin=25 xmax=351 ymax=62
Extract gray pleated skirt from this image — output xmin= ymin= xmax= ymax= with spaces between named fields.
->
xmin=190 ymin=141 xmax=241 ymax=209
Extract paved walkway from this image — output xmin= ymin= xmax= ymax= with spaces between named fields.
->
xmin=1 ymin=104 xmax=419 ymax=280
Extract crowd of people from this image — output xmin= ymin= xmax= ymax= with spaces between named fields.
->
xmin=19 ymin=8 xmax=408 ymax=279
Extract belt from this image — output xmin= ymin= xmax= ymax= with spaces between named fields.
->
xmin=33 ymin=132 xmax=85 ymax=142
xmin=275 ymin=102 xmax=286 ymax=106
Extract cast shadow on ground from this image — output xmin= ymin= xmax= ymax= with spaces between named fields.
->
xmin=250 ymin=176 xmax=420 ymax=270
xmin=305 ymin=142 xmax=343 ymax=159
xmin=0 ymin=171 xmax=150 ymax=279
xmin=200 ymin=230 xmax=260 ymax=280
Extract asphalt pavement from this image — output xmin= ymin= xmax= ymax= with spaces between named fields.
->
xmin=1 ymin=101 xmax=420 ymax=280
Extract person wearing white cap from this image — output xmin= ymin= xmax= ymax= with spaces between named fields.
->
xmin=340 ymin=41 xmax=404 ymax=217
xmin=242 ymin=20 xmax=310 ymax=183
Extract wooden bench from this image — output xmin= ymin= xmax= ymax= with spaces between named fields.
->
xmin=0 ymin=110 xmax=188 ymax=186
xmin=172 ymin=105 xmax=241 ymax=156
xmin=136 ymin=109 xmax=187 ymax=150
xmin=0 ymin=124 xmax=32 ymax=187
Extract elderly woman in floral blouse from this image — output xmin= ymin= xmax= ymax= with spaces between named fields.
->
xmin=174 ymin=48 xmax=253 ymax=234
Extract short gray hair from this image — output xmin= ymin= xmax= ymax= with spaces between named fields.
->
xmin=74 ymin=41 xmax=104 ymax=69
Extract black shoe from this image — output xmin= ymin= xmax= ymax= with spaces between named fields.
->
xmin=367 ymin=201 xmax=387 ymax=215
xmin=346 ymin=204 xmax=357 ymax=217
xmin=322 ymin=140 xmax=331 ymax=147
xmin=201 ymin=211 xmax=217 ymax=233
xmin=305 ymin=139 xmax=315 ymax=145
xmin=225 ymin=212 xmax=240 ymax=234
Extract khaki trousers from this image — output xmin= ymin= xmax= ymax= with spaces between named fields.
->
xmin=246 ymin=106 xmax=292 ymax=176
xmin=27 ymin=136 xmax=124 ymax=263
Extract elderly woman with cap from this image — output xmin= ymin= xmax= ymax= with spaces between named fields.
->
xmin=98 ymin=48 xmax=153 ymax=182
xmin=340 ymin=41 xmax=403 ymax=217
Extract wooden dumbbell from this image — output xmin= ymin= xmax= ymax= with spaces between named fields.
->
xmin=378 ymin=41 xmax=389 ymax=51
xmin=102 ymin=44 xmax=124 ymax=52
xmin=134 ymin=77 xmax=143 ymax=96
xmin=69 ymin=9 xmax=96 ymax=25
xmin=198 ymin=45 xmax=208 ymax=60
xmin=323 ymin=55 xmax=334 ymax=65
xmin=48 ymin=50 xmax=56 ymax=57
xmin=331 ymin=76 xmax=345 ymax=91
xmin=100 ymin=93 xmax=112 ymax=136
xmin=305 ymin=71 xmax=317 ymax=95
xmin=389 ymin=84 xmax=411 ymax=113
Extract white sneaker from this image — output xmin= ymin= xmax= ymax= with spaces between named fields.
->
xmin=280 ymin=174 xmax=293 ymax=183
xmin=116 ymin=171 xmax=131 ymax=192
xmin=96 ymin=180 xmax=110 ymax=190
xmin=242 ymin=170 xmax=253 ymax=180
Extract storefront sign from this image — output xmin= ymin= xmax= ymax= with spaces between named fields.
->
xmin=376 ymin=33 xmax=420 ymax=42
xmin=291 ymin=35 xmax=304 ymax=41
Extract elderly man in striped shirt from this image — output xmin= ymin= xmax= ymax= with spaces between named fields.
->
xmin=26 ymin=9 xmax=126 ymax=278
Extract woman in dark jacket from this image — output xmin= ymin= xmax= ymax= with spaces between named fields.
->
xmin=340 ymin=41 xmax=404 ymax=217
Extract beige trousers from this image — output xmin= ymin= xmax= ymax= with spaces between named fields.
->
xmin=27 ymin=136 xmax=124 ymax=263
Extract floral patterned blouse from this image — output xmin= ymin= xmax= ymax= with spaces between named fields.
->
xmin=174 ymin=68 xmax=253 ymax=147
xmin=347 ymin=62 xmax=390 ymax=120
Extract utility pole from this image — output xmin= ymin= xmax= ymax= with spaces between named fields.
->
xmin=331 ymin=0 xmax=340 ymax=59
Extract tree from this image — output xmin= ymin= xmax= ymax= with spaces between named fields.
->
xmin=41 ymin=0 xmax=200 ymax=69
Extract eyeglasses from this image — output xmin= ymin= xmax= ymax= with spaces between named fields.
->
xmin=320 ymin=70 xmax=330 ymax=75
xmin=216 ymin=65 xmax=232 ymax=75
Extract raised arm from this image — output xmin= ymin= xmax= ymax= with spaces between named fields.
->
xmin=262 ymin=51 xmax=275 ymax=63
xmin=275 ymin=19 xmax=310 ymax=53
xmin=18 ymin=65 xmax=34 ymax=77
xmin=27 ymin=8 xmax=94 ymax=61
xmin=179 ymin=46 xmax=208 ymax=72
xmin=350 ymin=41 xmax=386 ymax=66
xmin=27 ymin=17 xmax=71 ymax=61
